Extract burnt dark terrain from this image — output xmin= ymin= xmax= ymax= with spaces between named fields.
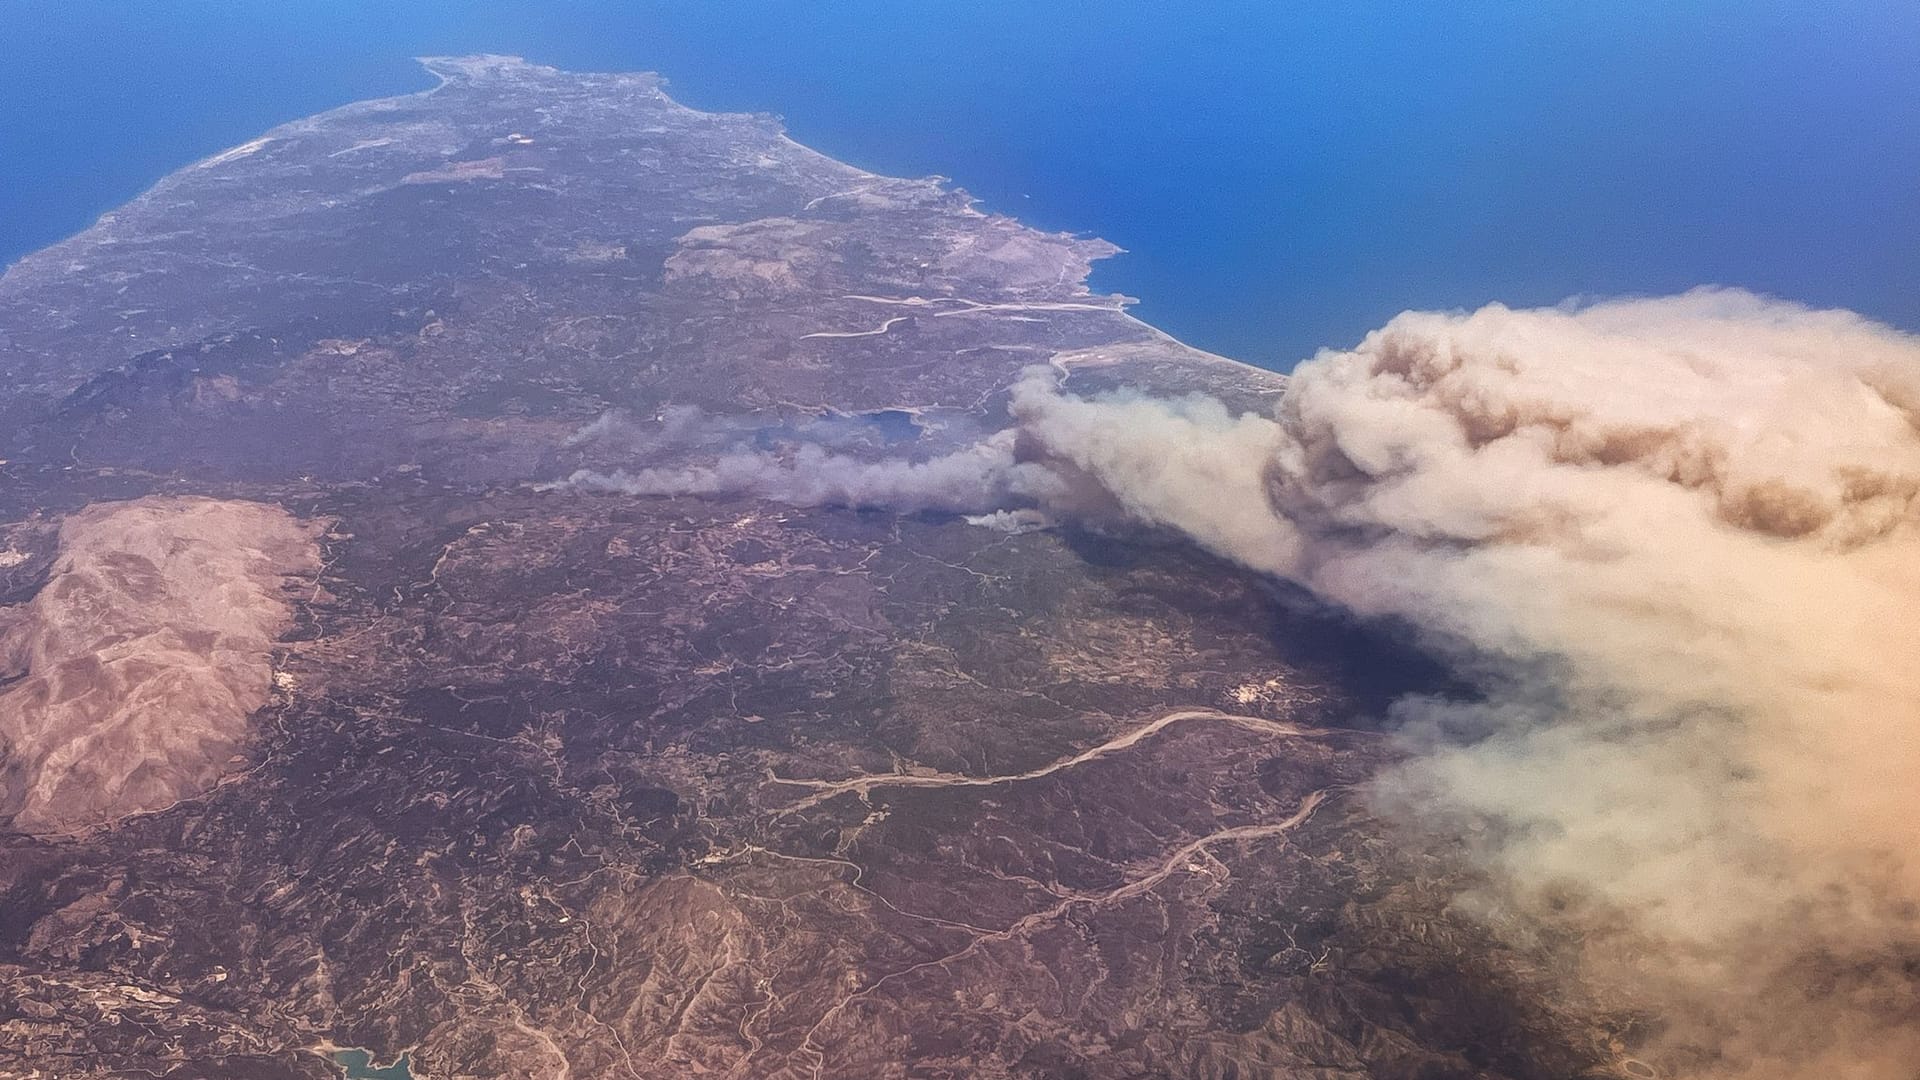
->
xmin=0 ymin=57 xmax=1621 ymax=1079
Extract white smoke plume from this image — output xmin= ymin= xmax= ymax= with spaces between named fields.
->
xmin=561 ymin=287 xmax=1920 ymax=1075
xmin=562 ymin=428 xmax=1065 ymax=512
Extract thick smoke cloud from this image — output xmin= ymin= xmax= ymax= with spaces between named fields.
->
xmin=1012 ymin=289 xmax=1920 ymax=1079
xmin=562 ymin=288 xmax=1920 ymax=1076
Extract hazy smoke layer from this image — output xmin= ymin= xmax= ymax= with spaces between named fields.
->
xmin=1011 ymin=289 xmax=1920 ymax=1079
xmin=563 ymin=288 xmax=1920 ymax=1075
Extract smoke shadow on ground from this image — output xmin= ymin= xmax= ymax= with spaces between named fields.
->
xmin=1056 ymin=522 xmax=1471 ymax=727
xmin=1257 ymin=579 xmax=1474 ymax=726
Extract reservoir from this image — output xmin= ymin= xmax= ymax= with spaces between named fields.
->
xmin=332 ymin=1049 xmax=412 ymax=1080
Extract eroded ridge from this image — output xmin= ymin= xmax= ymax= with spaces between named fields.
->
xmin=0 ymin=497 xmax=320 ymax=833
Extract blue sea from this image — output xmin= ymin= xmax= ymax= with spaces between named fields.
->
xmin=6 ymin=1 xmax=1916 ymax=368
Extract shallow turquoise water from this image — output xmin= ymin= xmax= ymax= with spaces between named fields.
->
xmin=6 ymin=1 xmax=1917 ymax=367
xmin=333 ymin=1048 xmax=412 ymax=1080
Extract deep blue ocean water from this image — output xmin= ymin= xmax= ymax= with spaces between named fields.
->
xmin=6 ymin=1 xmax=1917 ymax=368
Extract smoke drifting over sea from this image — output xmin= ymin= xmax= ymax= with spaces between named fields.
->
xmin=565 ymin=289 xmax=1920 ymax=1076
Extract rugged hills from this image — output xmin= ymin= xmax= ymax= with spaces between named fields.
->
xmin=0 ymin=57 xmax=1615 ymax=1079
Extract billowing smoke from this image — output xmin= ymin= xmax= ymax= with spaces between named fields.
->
xmin=1010 ymin=288 xmax=1920 ymax=1079
xmin=560 ymin=288 xmax=1920 ymax=1075
xmin=562 ymin=428 xmax=1065 ymax=511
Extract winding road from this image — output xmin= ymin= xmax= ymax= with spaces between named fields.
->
xmin=799 ymin=316 xmax=909 ymax=340
xmin=767 ymin=707 xmax=1323 ymax=810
